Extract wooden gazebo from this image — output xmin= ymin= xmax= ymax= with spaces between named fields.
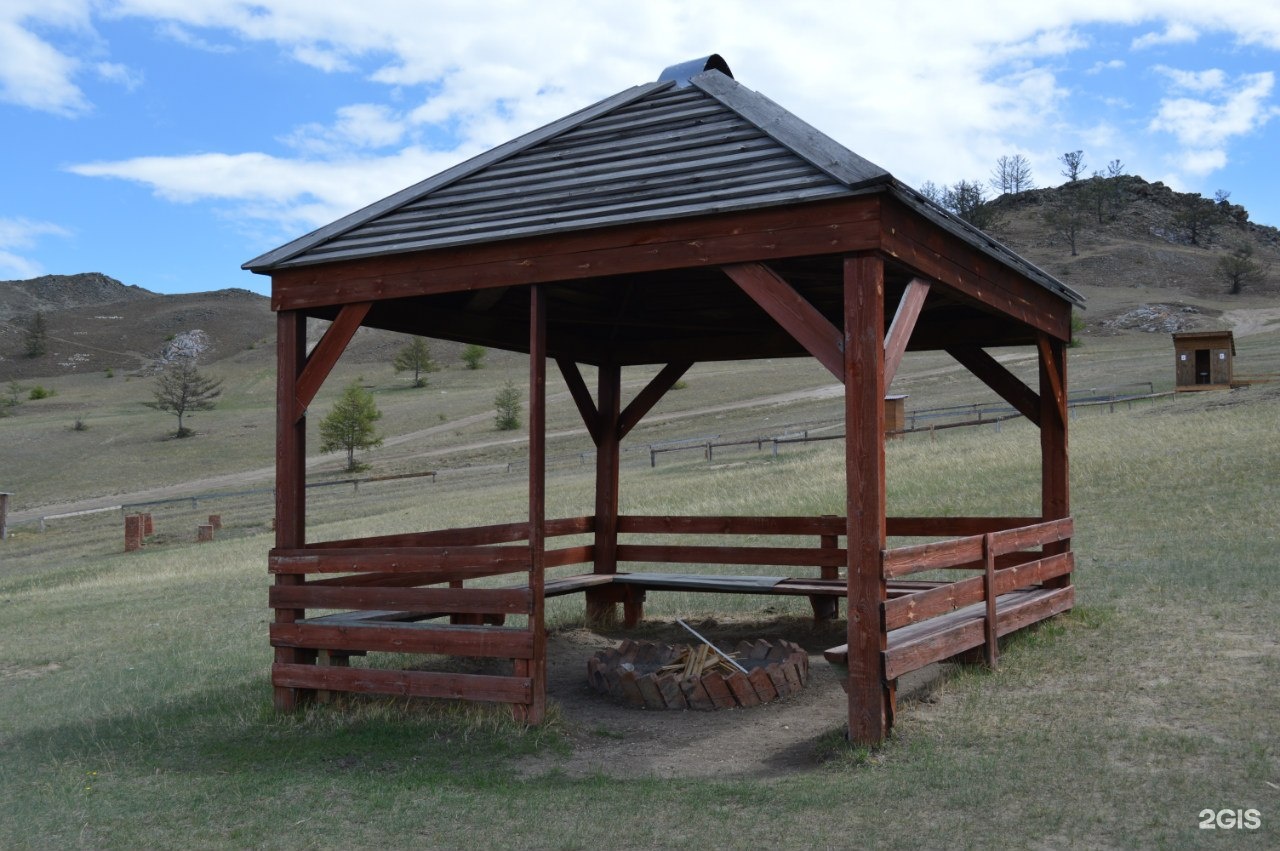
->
xmin=245 ymin=56 xmax=1081 ymax=743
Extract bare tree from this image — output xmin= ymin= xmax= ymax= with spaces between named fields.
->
xmin=1106 ymin=159 xmax=1125 ymax=178
xmin=1059 ymin=150 xmax=1086 ymax=182
xmin=917 ymin=180 xmax=945 ymax=206
xmin=989 ymin=154 xmax=1035 ymax=195
xmin=145 ymin=360 xmax=223 ymax=438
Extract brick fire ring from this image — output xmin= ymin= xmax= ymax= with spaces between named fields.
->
xmin=586 ymin=638 xmax=809 ymax=710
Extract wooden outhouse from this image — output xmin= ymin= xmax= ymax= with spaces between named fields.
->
xmin=1172 ymin=330 xmax=1235 ymax=390
xmin=245 ymin=55 xmax=1082 ymax=743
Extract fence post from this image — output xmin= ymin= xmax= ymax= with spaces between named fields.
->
xmin=772 ymin=439 xmax=779 ymax=458
xmin=650 ymin=448 xmax=657 ymax=468
xmin=0 ymin=492 xmax=9 ymax=541
xmin=125 ymin=514 xmax=144 ymax=552
xmin=705 ymin=441 xmax=712 ymax=462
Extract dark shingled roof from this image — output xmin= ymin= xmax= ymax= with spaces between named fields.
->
xmin=245 ymin=65 xmax=1082 ymax=307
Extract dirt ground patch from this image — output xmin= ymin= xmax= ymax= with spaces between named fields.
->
xmin=516 ymin=617 xmax=939 ymax=780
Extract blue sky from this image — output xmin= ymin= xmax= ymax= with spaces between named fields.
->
xmin=2 ymin=1 xmax=1278 ymax=296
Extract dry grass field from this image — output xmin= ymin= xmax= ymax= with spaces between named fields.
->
xmin=1 ymin=290 xmax=1277 ymax=847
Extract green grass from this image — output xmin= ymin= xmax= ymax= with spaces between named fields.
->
xmin=3 ymin=375 xmax=1278 ymax=848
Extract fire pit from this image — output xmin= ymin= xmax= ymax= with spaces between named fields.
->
xmin=587 ymin=638 xmax=808 ymax=710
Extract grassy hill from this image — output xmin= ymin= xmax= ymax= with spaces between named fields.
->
xmin=1 ymin=176 xmax=1278 ymax=516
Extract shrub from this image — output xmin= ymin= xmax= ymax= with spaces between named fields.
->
xmin=28 ymin=385 xmax=54 ymax=400
xmin=494 ymin=381 xmax=522 ymax=431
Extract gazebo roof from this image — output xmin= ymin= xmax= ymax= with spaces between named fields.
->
xmin=244 ymin=58 xmax=1080 ymax=310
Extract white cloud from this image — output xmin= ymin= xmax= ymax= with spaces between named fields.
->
xmin=0 ymin=1 xmax=94 ymax=116
xmin=0 ymin=217 xmax=71 ymax=279
xmin=1087 ymin=59 xmax=1126 ymax=74
xmin=1132 ymin=21 xmax=1199 ymax=50
xmin=1149 ymin=69 xmax=1279 ymax=178
xmin=95 ymin=61 xmax=143 ymax=90
xmin=57 ymin=1 xmax=1280 ymax=233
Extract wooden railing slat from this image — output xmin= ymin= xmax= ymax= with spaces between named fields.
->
xmin=272 ymin=664 xmax=531 ymax=704
xmin=616 ymin=543 xmax=846 ymax=568
xmin=269 ymin=585 xmax=531 ymax=614
xmin=271 ymin=622 xmax=533 ymax=658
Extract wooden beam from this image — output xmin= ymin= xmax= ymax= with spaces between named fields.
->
xmin=556 ymin=358 xmax=600 ymax=446
xmin=722 ymin=261 xmax=844 ymax=381
xmin=593 ymin=363 xmax=621 ymax=577
xmin=273 ymin=309 xmax=310 ymax=712
xmin=270 ymin=197 xmax=883 ymax=311
xmin=844 ymin=254 xmax=890 ymax=744
xmin=618 ymin=361 xmax=693 ymax=440
xmin=883 ymin=278 xmax=930 ymax=388
xmin=1040 ymin=334 xmax=1071 ymax=590
xmin=294 ymin=302 xmax=371 ymax=415
xmin=945 ymin=346 xmax=1041 ymax=426
xmin=522 ymin=284 xmax=548 ymax=724
xmin=1037 ymin=333 xmax=1067 ymax=425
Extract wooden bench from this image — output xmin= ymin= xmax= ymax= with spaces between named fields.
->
xmin=823 ymin=585 xmax=1074 ymax=679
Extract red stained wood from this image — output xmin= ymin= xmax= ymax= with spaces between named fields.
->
xmin=844 ymin=253 xmax=889 ymax=745
xmin=722 ymin=261 xmax=844 ymax=381
xmin=294 ymin=302 xmax=372 ymax=416
xmin=987 ymin=517 xmax=1074 ymax=558
xmin=982 ymin=534 xmax=999 ymax=669
xmin=617 ymin=514 xmax=845 ymax=536
xmin=944 ymin=346 xmax=1041 ymax=426
xmin=879 ymin=195 xmax=1073 ymax=342
xmin=886 ymin=516 xmax=1039 ymax=537
xmin=272 ymin=663 xmax=531 ymax=704
xmin=271 ymin=621 xmax=533 ymax=658
xmin=269 ymin=546 xmax=531 ymax=575
xmin=307 ymin=521 xmax=531 ymax=549
xmin=273 ymin=310 xmax=309 ymax=711
xmin=594 ymin=363 xmax=621 ymax=580
xmin=881 ymin=535 xmax=985 ymax=578
xmin=527 ymin=283 xmax=548 ymax=724
xmin=271 ymin=197 xmax=883 ymax=311
xmin=544 ymin=545 xmax=595 ymax=568
xmin=883 ymin=277 xmax=930 ymax=389
xmin=556 ymin=358 xmax=600 ymax=446
xmin=615 ymin=543 xmax=845 ymax=568
xmin=268 ymin=585 xmax=531 ymax=615
xmin=617 ymin=361 xmax=693 ymax=439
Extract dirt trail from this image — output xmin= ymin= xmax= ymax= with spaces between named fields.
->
xmin=1222 ymin=306 xmax=1280 ymax=337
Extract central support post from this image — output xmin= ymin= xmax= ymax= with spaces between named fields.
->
xmin=586 ymin=362 xmax=623 ymax=622
xmin=843 ymin=254 xmax=891 ymax=744
xmin=520 ymin=285 xmax=548 ymax=723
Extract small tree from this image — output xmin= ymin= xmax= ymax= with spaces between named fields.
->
xmin=989 ymin=154 xmax=1035 ymax=195
xmin=1216 ymin=242 xmax=1269 ymax=295
xmin=1043 ymin=191 xmax=1085 ymax=257
xmin=392 ymin=336 xmax=437 ymax=388
xmin=461 ymin=343 xmax=487 ymax=370
xmin=1059 ymin=150 xmax=1086 ymax=182
xmin=25 ymin=311 xmax=48 ymax=358
xmin=144 ymin=360 xmax=223 ymax=437
xmin=494 ymin=380 xmax=522 ymax=431
xmin=943 ymin=179 xmax=1002 ymax=230
xmin=319 ymin=382 xmax=383 ymax=471
xmin=1173 ymin=195 xmax=1222 ymax=246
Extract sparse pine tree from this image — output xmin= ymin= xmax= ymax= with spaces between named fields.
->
xmin=1216 ymin=242 xmax=1269 ymax=295
xmin=461 ymin=344 xmax=486 ymax=370
xmin=24 ymin=311 xmax=48 ymax=357
xmin=943 ymin=180 xmax=1003 ymax=230
xmin=494 ymin=380 xmax=522 ymax=431
xmin=1043 ymin=191 xmax=1086 ymax=257
xmin=1059 ymin=150 xmax=1086 ymax=182
xmin=144 ymin=360 xmax=223 ymax=438
xmin=319 ymin=382 xmax=383 ymax=471
xmin=392 ymin=336 xmax=437 ymax=388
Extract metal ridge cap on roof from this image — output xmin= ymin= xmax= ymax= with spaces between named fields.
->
xmin=242 ymin=79 xmax=676 ymax=273
xmin=690 ymin=69 xmax=892 ymax=191
xmin=888 ymin=181 xmax=1086 ymax=308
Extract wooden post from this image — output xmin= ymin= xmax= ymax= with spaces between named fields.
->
xmin=197 ymin=524 xmax=215 ymax=542
xmin=273 ymin=309 xmax=311 ymax=711
xmin=1039 ymin=334 xmax=1071 ymax=589
xmin=519 ymin=284 xmax=548 ymax=723
xmin=586 ymin=362 xmax=622 ymax=624
xmin=207 ymin=514 xmax=222 ymax=531
xmin=844 ymin=254 xmax=891 ymax=744
xmin=124 ymin=514 xmax=144 ymax=552
xmin=0 ymin=492 xmax=11 ymax=540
